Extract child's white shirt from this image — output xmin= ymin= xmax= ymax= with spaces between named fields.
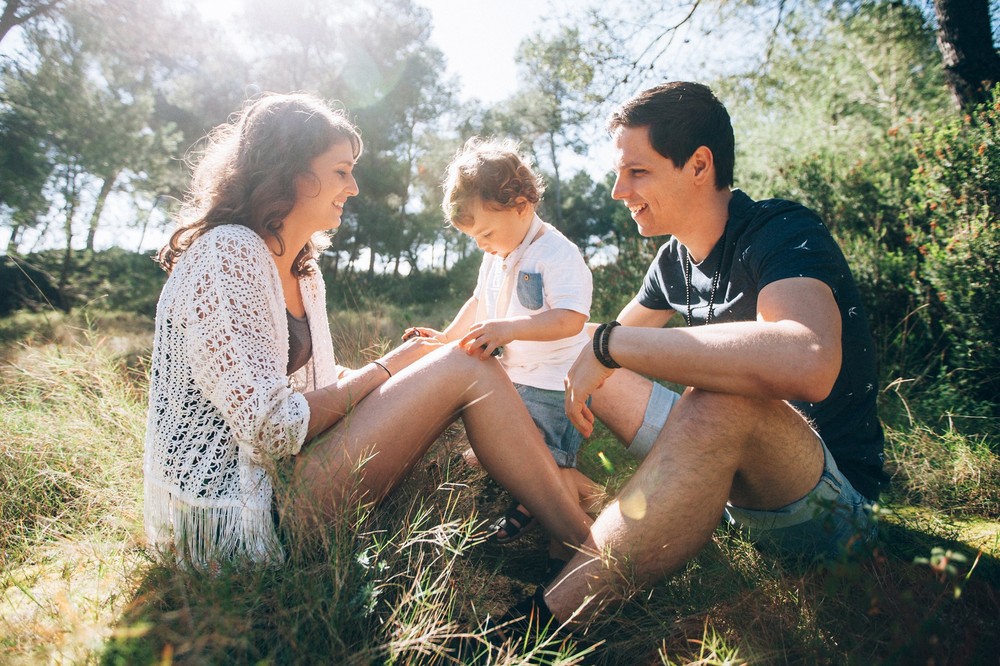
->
xmin=473 ymin=215 xmax=592 ymax=390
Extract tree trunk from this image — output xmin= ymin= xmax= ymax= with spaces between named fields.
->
xmin=547 ymin=130 xmax=563 ymax=228
xmin=0 ymin=0 xmax=25 ymax=44
xmin=84 ymin=170 xmax=118 ymax=252
xmin=327 ymin=249 xmax=339 ymax=280
xmin=6 ymin=222 xmax=21 ymax=255
xmin=0 ymin=1 xmax=63 ymax=46
xmin=933 ymin=0 xmax=1000 ymax=110
xmin=57 ymin=197 xmax=76 ymax=312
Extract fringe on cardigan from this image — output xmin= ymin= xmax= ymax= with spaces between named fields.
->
xmin=144 ymin=475 xmax=285 ymax=569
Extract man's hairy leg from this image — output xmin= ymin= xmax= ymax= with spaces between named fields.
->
xmin=545 ymin=388 xmax=824 ymax=626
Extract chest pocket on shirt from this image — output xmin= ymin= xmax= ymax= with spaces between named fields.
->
xmin=516 ymin=271 xmax=544 ymax=310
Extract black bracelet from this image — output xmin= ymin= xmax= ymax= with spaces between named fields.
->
xmin=372 ymin=360 xmax=392 ymax=377
xmin=592 ymin=321 xmax=621 ymax=369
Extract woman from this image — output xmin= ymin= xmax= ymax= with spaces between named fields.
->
xmin=143 ymin=92 xmax=592 ymax=568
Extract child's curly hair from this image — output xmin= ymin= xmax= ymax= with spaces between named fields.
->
xmin=442 ymin=137 xmax=545 ymax=226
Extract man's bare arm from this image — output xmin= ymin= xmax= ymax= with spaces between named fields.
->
xmin=605 ymin=277 xmax=842 ymax=402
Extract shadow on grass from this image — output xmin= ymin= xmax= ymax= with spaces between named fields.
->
xmin=461 ymin=487 xmax=1000 ymax=665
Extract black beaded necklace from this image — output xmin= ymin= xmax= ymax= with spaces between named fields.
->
xmin=683 ymin=226 xmax=728 ymax=327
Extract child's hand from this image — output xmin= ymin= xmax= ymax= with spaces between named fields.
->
xmin=459 ymin=320 xmax=514 ymax=360
xmin=402 ymin=326 xmax=447 ymax=343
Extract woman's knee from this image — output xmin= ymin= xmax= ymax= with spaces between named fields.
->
xmin=419 ymin=343 xmax=507 ymax=390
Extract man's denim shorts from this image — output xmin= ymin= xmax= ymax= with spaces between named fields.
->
xmin=724 ymin=443 xmax=878 ymax=560
xmin=514 ymin=383 xmax=584 ymax=468
xmin=631 ymin=382 xmax=877 ymax=560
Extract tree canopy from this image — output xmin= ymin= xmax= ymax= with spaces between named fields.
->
xmin=0 ymin=0 xmax=994 ymax=276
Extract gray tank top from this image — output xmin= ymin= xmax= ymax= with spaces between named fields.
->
xmin=286 ymin=310 xmax=312 ymax=375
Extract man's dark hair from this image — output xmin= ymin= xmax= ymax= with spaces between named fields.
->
xmin=607 ymin=81 xmax=735 ymax=189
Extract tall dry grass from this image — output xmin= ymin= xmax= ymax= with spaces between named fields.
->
xmin=1 ymin=311 xmax=998 ymax=664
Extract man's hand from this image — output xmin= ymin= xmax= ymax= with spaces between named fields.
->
xmin=564 ymin=345 xmax=615 ymax=437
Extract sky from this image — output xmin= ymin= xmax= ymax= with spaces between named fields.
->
xmin=6 ymin=0 xmax=591 ymax=253
xmin=195 ymin=0 xmax=551 ymax=104
xmin=417 ymin=0 xmax=550 ymax=103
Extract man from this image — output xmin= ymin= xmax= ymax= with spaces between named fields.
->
xmin=502 ymin=81 xmax=886 ymax=632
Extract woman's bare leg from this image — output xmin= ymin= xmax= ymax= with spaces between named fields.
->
xmin=290 ymin=344 xmax=593 ymax=549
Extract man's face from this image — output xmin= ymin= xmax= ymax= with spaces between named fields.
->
xmin=610 ymin=126 xmax=692 ymax=238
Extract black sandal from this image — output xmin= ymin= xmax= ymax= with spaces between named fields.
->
xmin=487 ymin=502 xmax=535 ymax=544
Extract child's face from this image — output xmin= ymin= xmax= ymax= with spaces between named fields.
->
xmin=455 ymin=197 xmax=533 ymax=258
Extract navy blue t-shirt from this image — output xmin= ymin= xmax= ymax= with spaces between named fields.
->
xmin=637 ymin=190 xmax=886 ymax=500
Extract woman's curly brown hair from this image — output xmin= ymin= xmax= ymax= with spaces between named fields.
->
xmin=158 ymin=92 xmax=362 ymax=277
xmin=442 ymin=137 xmax=545 ymax=226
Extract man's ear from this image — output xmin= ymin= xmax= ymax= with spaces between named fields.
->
xmin=690 ymin=146 xmax=714 ymax=184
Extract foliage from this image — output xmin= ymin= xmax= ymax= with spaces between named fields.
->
xmin=0 ymin=0 xmax=186 ymax=255
xmin=0 ymin=252 xmax=63 ymax=314
xmin=0 ymin=97 xmax=51 ymax=230
xmin=509 ymin=26 xmax=608 ymax=229
xmin=707 ymin=1 xmax=1000 ymax=428
xmin=726 ymin=1 xmax=952 ymax=201
xmin=2 ymin=1 xmax=1000 ymax=663
xmin=553 ymin=170 xmax=623 ymax=253
xmin=904 ymin=90 xmax=1000 ymax=418
xmin=590 ymin=235 xmax=658 ymax=322
xmin=0 ymin=246 xmax=165 ymax=315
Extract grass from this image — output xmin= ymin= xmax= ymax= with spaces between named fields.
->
xmin=1 ymin=309 xmax=998 ymax=665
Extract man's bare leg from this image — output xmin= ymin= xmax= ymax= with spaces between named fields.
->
xmin=544 ymin=382 xmax=824 ymax=625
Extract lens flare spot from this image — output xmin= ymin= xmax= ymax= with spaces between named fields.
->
xmin=619 ymin=487 xmax=647 ymax=520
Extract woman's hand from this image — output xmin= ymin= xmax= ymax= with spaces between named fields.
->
xmin=380 ymin=334 xmax=444 ymax=374
xmin=402 ymin=326 xmax=448 ymax=344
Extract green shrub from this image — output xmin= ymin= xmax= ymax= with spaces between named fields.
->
xmin=905 ymin=90 xmax=1000 ymax=418
xmin=2 ymin=248 xmax=166 ymax=317
xmin=590 ymin=238 xmax=658 ymax=322
xmin=322 ymin=258 xmax=475 ymax=321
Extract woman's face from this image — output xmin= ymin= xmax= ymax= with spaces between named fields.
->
xmin=288 ymin=140 xmax=359 ymax=233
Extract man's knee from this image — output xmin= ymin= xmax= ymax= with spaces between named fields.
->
xmin=643 ymin=389 xmax=799 ymax=462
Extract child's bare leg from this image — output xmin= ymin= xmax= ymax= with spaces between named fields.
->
xmin=566 ymin=467 xmax=604 ymax=515
xmin=460 ymin=447 xmax=479 ymax=466
xmin=548 ymin=468 xmax=603 ymax=560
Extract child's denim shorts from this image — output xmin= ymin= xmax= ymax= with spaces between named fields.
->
xmin=514 ymin=383 xmax=584 ymax=468
xmin=632 ymin=382 xmax=878 ymax=560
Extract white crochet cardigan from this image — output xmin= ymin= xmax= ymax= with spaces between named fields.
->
xmin=143 ymin=224 xmax=340 ymax=567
